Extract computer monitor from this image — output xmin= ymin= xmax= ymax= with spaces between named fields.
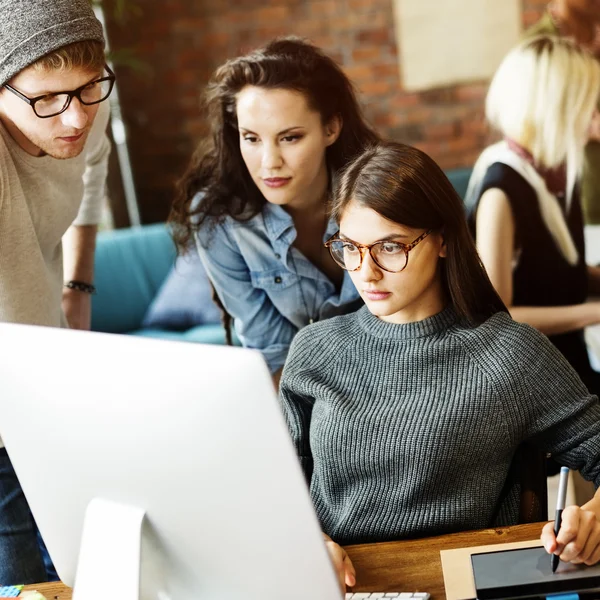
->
xmin=0 ymin=323 xmax=341 ymax=600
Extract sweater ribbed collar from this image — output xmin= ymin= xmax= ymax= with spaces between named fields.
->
xmin=356 ymin=304 xmax=458 ymax=340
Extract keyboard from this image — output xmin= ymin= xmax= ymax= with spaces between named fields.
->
xmin=346 ymin=594 xmax=430 ymax=599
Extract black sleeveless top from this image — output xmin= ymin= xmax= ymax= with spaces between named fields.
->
xmin=470 ymin=162 xmax=593 ymax=383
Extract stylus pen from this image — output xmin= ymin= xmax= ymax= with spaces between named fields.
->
xmin=552 ymin=466 xmax=570 ymax=573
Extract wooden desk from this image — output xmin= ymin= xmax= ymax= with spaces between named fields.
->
xmin=21 ymin=581 xmax=71 ymax=600
xmin=22 ymin=522 xmax=543 ymax=600
xmin=345 ymin=522 xmax=543 ymax=598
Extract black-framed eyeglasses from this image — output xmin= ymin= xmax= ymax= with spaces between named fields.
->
xmin=325 ymin=229 xmax=433 ymax=273
xmin=2 ymin=64 xmax=116 ymax=119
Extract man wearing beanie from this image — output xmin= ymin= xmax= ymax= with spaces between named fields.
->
xmin=0 ymin=0 xmax=112 ymax=585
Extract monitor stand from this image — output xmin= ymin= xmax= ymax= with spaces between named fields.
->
xmin=73 ymin=498 xmax=146 ymax=600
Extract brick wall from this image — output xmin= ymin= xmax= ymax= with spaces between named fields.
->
xmin=104 ymin=0 xmax=548 ymax=224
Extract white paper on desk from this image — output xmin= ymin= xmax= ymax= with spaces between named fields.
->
xmin=440 ymin=539 xmax=543 ymax=600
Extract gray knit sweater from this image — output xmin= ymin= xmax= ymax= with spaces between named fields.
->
xmin=279 ymin=306 xmax=600 ymax=545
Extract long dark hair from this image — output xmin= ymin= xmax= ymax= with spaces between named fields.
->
xmin=331 ymin=142 xmax=507 ymax=325
xmin=170 ymin=36 xmax=379 ymax=252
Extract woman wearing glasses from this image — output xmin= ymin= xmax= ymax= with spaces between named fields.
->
xmin=280 ymin=141 xmax=600 ymax=592
xmin=170 ymin=38 xmax=378 ymax=383
xmin=467 ymin=35 xmax=600 ymax=396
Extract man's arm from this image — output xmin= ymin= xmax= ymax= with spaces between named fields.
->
xmin=62 ymin=224 xmax=97 ymax=330
xmin=62 ymin=102 xmax=111 ymax=330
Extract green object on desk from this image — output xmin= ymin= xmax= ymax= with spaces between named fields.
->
xmin=19 ymin=592 xmax=46 ymax=600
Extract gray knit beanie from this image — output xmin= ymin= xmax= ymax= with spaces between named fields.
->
xmin=0 ymin=0 xmax=105 ymax=86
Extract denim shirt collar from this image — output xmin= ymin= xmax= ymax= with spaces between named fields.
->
xmin=263 ymin=203 xmax=295 ymax=242
xmin=262 ymin=202 xmax=339 ymax=245
xmin=260 ymin=203 xmax=356 ymax=304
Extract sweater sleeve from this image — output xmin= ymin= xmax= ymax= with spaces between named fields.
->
xmin=279 ymin=329 xmax=317 ymax=485
xmin=0 ymin=159 xmax=4 ymax=214
xmin=72 ymin=101 xmax=111 ymax=226
xmin=0 ymin=136 xmax=7 ymax=214
xmin=498 ymin=322 xmax=600 ymax=486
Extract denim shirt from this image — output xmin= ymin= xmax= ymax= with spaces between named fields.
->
xmin=195 ymin=200 xmax=361 ymax=373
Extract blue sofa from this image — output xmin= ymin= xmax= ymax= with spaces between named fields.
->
xmin=91 ymin=168 xmax=473 ymax=343
xmin=446 ymin=167 xmax=472 ymax=201
xmin=91 ymin=223 xmax=231 ymax=344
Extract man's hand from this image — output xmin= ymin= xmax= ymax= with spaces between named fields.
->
xmin=541 ymin=504 xmax=600 ymax=566
xmin=62 ymin=287 xmax=92 ymax=330
xmin=323 ymin=533 xmax=356 ymax=594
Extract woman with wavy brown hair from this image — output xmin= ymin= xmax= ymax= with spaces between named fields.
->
xmin=170 ymin=37 xmax=378 ymax=383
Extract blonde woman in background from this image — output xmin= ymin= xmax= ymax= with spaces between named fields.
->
xmin=526 ymin=0 xmax=600 ymax=224
xmin=467 ymin=35 xmax=600 ymax=396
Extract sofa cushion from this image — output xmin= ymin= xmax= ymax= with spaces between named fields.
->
xmin=446 ymin=167 xmax=473 ymax=201
xmin=92 ymin=224 xmax=176 ymax=333
xmin=141 ymin=250 xmax=222 ymax=330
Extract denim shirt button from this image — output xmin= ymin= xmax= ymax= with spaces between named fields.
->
xmin=274 ymin=276 xmax=282 ymax=284
xmin=275 ymin=253 xmax=281 ymax=259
